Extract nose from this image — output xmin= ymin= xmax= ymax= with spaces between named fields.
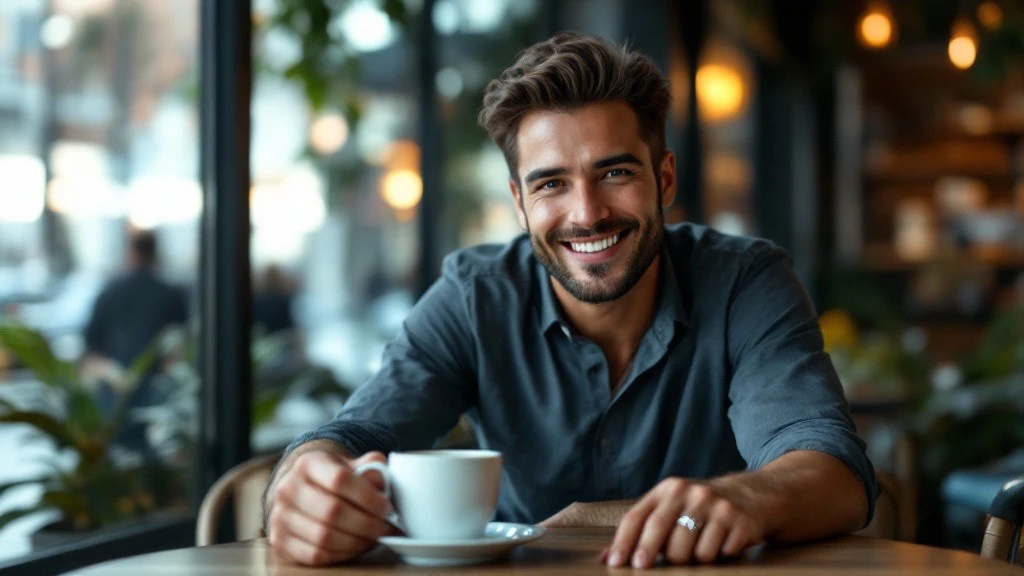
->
xmin=568 ymin=179 xmax=610 ymax=229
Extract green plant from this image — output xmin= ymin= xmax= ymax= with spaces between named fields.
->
xmin=913 ymin=304 xmax=1024 ymax=475
xmin=258 ymin=0 xmax=408 ymax=120
xmin=0 ymin=324 xmax=189 ymax=532
xmin=250 ymin=330 xmax=351 ymax=428
xmin=129 ymin=327 xmax=353 ymax=460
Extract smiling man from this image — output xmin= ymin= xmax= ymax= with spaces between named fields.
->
xmin=263 ymin=32 xmax=877 ymax=569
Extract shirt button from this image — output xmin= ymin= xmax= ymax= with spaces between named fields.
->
xmin=600 ymin=437 xmax=610 ymax=448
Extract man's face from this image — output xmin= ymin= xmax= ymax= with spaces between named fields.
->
xmin=510 ymin=101 xmax=676 ymax=304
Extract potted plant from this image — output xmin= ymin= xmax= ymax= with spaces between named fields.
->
xmin=0 ymin=324 xmax=191 ymax=549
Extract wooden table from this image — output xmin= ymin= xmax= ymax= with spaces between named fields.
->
xmin=65 ymin=527 xmax=1020 ymax=575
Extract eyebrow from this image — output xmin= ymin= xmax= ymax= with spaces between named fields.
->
xmin=522 ymin=153 xmax=645 ymax=187
xmin=593 ymin=153 xmax=644 ymax=170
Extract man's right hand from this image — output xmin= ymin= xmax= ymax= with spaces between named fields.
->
xmin=266 ymin=449 xmax=396 ymax=566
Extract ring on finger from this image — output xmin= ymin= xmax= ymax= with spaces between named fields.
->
xmin=676 ymin=514 xmax=704 ymax=533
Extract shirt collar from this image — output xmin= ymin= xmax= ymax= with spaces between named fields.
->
xmin=535 ymin=242 xmax=691 ymax=338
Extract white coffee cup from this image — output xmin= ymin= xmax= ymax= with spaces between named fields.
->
xmin=356 ymin=449 xmax=502 ymax=541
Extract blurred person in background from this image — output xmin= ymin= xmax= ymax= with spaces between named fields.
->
xmin=253 ymin=265 xmax=297 ymax=336
xmin=82 ymin=229 xmax=188 ymax=451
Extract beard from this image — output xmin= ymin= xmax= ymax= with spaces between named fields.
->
xmin=528 ymin=205 xmax=664 ymax=304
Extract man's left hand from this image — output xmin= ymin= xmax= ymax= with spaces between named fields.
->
xmin=604 ymin=477 xmax=766 ymax=569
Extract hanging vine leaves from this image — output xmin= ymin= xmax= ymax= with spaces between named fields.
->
xmin=261 ymin=0 xmax=408 ymax=120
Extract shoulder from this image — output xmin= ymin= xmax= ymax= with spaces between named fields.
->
xmin=431 ymin=235 xmax=537 ymax=328
xmin=98 ymin=274 xmax=133 ymax=299
xmin=441 ymin=234 xmax=536 ymax=289
xmin=664 ymin=222 xmax=789 ymax=275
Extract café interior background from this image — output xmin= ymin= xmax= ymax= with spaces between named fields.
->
xmin=0 ymin=0 xmax=1023 ymax=569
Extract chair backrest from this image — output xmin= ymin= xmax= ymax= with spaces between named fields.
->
xmin=981 ymin=475 xmax=1024 ymax=566
xmin=857 ymin=469 xmax=912 ymax=541
xmin=196 ymin=454 xmax=279 ymax=546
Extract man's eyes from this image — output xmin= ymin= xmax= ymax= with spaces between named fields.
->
xmin=536 ymin=179 xmax=563 ymax=192
xmin=605 ymin=168 xmax=633 ymax=178
xmin=533 ymin=169 xmax=633 ymax=192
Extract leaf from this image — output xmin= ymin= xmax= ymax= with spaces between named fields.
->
xmin=253 ymin=388 xmax=286 ymax=428
xmin=0 ymin=410 xmax=74 ymax=448
xmin=0 ymin=504 xmax=54 ymax=531
xmin=0 ymin=478 xmax=48 ymax=501
xmin=123 ymin=332 xmax=163 ymax=389
xmin=64 ymin=388 xmax=105 ymax=439
xmin=41 ymin=490 xmax=87 ymax=517
xmin=0 ymin=324 xmax=76 ymax=390
xmin=381 ymin=0 xmax=408 ymax=24
xmin=0 ymin=506 xmax=54 ymax=531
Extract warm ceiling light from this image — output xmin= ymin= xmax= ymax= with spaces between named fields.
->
xmin=857 ymin=2 xmax=896 ymax=49
xmin=695 ymin=64 xmax=745 ymax=122
xmin=381 ymin=169 xmax=422 ymax=210
xmin=948 ymin=18 xmax=978 ymax=70
xmin=383 ymin=139 xmax=420 ymax=171
xmin=977 ymin=2 xmax=1003 ymax=30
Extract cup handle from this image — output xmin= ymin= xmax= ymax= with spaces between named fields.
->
xmin=354 ymin=462 xmax=404 ymax=533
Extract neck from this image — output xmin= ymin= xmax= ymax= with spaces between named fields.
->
xmin=552 ymin=254 xmax=661 ymax=386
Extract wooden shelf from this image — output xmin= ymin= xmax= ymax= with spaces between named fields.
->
xmin=865 ymin=173 xmax=1019 ymax=187
xmin=860 ymin=244 xmax=1024 ymax=272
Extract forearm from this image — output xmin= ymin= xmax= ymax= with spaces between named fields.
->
xmin=540 ymin=500 xmax=637 ymax=527
xmin=709 ymin=450 xmax=868 ymax=543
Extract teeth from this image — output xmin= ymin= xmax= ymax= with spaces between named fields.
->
xmin=570 ymin=233 xmax=620 ymax=253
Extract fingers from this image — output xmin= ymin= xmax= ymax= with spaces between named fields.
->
xmin=351 ymin=451 xmax=388 ymax=491
xmin=270 ymin=505 xmax=376 ymax=557
xmin=721 ymin=517 xmax=754 ymax=557
xmin=693 ymin=500 xmax=744 ymax=562
xmin=631 ymin=501 xmax=686 ymax=568
xmin=606 ymin=494 xmax=657 ymax=567
xmin=299 ymin=452 xmax=393 ymax=519
xmin=664 ymin=522 xmax=698 ymax=564
xmin=692 ymin=517 xmax=729 ymax=563
xmin=270 ymin=526 xmax=344 ymax=566
xmin=661 ymin=486 xmax=715 ymax=566
xmin=280 ymin=479 xmax=391 ymax=540
xmin=267 ymin=450 xmax=393 ymax=566
xmin=605 ymin=478 xmax=763 ymax=570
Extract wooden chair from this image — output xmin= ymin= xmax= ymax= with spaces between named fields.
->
xmin=981 ymin=474 xmax=1024 ymax=566
xmin=196 ymin=454 xmax=280 ymax=546
xmin=858 ymin=469 xmax=913 ymax=541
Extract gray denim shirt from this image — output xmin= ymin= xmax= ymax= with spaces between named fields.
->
xmin=287 ymin=224 xmax=876 ymax=524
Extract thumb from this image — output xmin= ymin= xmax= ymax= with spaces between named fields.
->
xmin=351 ymin=451 xmax=388 ymax=490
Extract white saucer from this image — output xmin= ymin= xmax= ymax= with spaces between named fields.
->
xmin=377 ymin=522 xmax=546 ymax=567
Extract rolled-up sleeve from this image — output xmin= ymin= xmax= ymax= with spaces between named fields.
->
xmin=725 ymin=245 xmax=878 ymax=524
xmin=284 ymin=255 xmax=478 ymax=458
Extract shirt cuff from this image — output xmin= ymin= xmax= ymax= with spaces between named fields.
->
xmin=750 ymin=422 xmax=879 ymax=528
xmin=283 ymin=420 xmax=397 ymax=460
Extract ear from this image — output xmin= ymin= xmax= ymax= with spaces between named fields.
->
xmin=509 ymin=178 xmax=528 ymax=230
xmin=658 ymin=150 xmax=677 ymax=207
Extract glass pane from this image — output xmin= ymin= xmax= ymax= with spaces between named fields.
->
xmin=248 ymin=0 xmax=420 ymax=452
xmin=698 ymin=29 xmax=756 ymax=236
xmin=0 ymin=0 xmax=200 ymax=561
xmin=436 ymin=0 xmax=540 ymax=250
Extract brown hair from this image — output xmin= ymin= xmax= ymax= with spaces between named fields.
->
xmin=478 ymin=32 xmax=671 ymax=184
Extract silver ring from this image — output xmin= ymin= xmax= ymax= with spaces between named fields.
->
xmin=676 ymin=514 xmax=703 ymax=533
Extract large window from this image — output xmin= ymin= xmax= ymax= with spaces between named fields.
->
xmin=436 ymin=0 xmax=541 ymax=250
xmin=0 ymin=0 xmax=201 ymax=566
xmin=246 ymin=0 xmax=423 ymax=453
xmin=244 ymin=0 xmax=539 ymax=452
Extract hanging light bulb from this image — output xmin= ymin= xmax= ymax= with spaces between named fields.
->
xmin=948 ymin=17 xmax=978 ymax=70
xmin=977 ymin=1 xmax=1003 ymax=31
xmin=857 ymin=1 xmax=897 ymax=49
